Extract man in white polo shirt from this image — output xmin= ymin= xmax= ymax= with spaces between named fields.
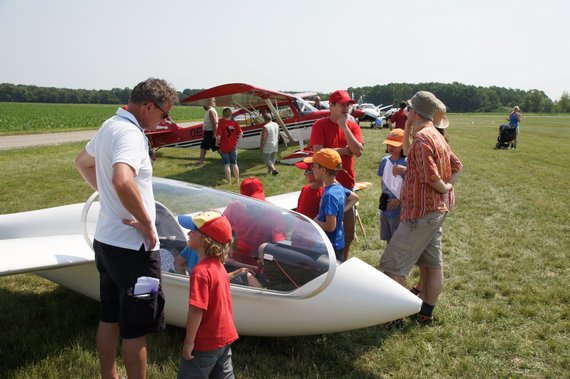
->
xmin=75 ymin=78 xmax=178 ymax=379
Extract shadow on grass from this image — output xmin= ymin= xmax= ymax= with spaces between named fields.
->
xmin=233 ymin=326 xmax=393 ymax=379
xmin=157 ymin=148 xmax=277 ymax=188
xmin=0 ymin=281 xmax=186 ymax=377
xmin=0 ymin=284 xmax=99 ymax=376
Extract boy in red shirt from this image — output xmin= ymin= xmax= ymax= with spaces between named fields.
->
xmin=177 ymin=211 xmax=238 ymax=378
xmin=294 ymin=160 xmax=324 ymax=219
xmin=216 ymin=108 xmax=243 ymax=185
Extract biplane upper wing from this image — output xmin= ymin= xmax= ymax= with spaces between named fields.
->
xmin=180 ymin=83 xmax=295 ymax=108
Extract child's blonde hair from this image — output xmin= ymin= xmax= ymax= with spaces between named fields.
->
xmin=199 ymin=233 xmax=231 ymax=263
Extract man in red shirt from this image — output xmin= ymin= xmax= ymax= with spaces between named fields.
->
xmin=380 ymin=91 xmax=462 ymax=327
xmin=389 ymin=101 xmax=409 ymax=130
xmin=310 ymin=90 xmax=364 ymax=261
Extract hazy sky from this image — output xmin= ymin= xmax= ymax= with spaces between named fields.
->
xmin=1 ymin=0 xmax=568 ymax=100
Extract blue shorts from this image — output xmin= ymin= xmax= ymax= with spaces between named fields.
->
xmin=94 ymin=240 xmax=166 ymax=339
xmin=219 ymin=149 xmax=238 ymax=165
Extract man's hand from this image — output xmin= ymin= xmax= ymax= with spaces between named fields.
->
xmin=337 ymin=114 xmax=349 ymax=129
xmin=123 ymin=219 xmax=158 ymax=250
xmin=386 ymin=198 xmax=401 ymax=210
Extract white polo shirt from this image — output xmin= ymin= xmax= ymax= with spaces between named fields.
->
xmin=86 ymin=108 xmax=158 ymax=251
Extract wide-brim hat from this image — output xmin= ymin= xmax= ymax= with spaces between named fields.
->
xmin=408 ymin=91 xmax=438 ymax=121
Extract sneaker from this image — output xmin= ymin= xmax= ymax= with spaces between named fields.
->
xmin=272 ymin=170 xmax=279 ymax=176
xmin=383 ymin=318 xmax=404 ymax=330
xmin=411 ymin=313 xmax=433 ymax=326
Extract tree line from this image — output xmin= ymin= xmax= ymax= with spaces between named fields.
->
xmin=347 ymin=82 xmax=570 ymax=113
xmin=1 ymin=82 xmax=569 ymax=113
xmin=0 ymin=83 xmax=203 ymax=106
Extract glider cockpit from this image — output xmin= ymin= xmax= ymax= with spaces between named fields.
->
xmin=81 ymin=177 xmax=337 ymax=298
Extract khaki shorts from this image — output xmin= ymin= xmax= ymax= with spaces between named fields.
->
xmin=380 ymin=212 xmax=446 ymax=277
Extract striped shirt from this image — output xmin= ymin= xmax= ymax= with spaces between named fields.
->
xmin=400 ymin=125 xmax=462 ymax=221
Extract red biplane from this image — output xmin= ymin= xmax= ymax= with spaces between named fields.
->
xmin=145 ymin=83 xmax=363 ymax=151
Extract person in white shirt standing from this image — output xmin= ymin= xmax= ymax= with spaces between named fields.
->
xmin=259 ymin=112 xmax=280 ymax=175
xmin=75 ymin=78 xmax=178 ymax=379
xmin=196 ymin=97 xmax=219 ymax=166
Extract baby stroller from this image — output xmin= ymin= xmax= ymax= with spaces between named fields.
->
xmin=496 ymin=124 xmax=517 ymax=149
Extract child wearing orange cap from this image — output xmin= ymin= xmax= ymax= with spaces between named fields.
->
xmin=378 ymin=128 xmax=407 ymax=244
xmin=177 ymin=211 xmax=238 ymax=378
xmin=304 ymin=148 xmax=359 ymax=261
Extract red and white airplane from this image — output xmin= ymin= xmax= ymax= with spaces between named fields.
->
xmin=146 ymin=83 xmax=364 ymax=151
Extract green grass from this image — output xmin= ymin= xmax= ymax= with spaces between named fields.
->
xmin=0 ymin=103 xmax=206 ymax=135
xmin=1 ymin=114 xmax=569 ymax=378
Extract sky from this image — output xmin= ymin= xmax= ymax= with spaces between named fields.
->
xmin=1 ymin=0 xmax=569 ymax=101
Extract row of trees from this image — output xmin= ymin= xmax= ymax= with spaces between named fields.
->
xmin=347 ymin=82 xmax=570 ymax=113
xmin=1 ymin=82 xmax=569 ymax=113
xmin=0 ymin=83 xmax=204 ymax=105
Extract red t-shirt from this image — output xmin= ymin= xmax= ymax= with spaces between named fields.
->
xmin=216 ymin=119 xmax=242 ymax=153
xmin=296 ymin=184 xmax=324 ymax=219
xmin=390 ymin=109 xmax=407 ymax=130
xmin=310 ymin=118 xmax=363 ymax=189
xmin=223 ymin=201 xmax=286 ymax=265
xmin=189 ymin=257 xmax=238 ymax=351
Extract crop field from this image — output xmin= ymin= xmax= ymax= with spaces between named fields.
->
xmin=0 ymin=102 xmax=206 ymax=135
xmin=0 ymin=111 xmax=569 ymax=378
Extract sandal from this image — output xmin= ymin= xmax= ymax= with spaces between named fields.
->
xmin=383 ymin=318 xmax=404 ymax=330
xmin=411 ymin=313 xmax=433 ymax=326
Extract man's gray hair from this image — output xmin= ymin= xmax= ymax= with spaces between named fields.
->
xmin=129 ymin=78 xmax=178 ymax=106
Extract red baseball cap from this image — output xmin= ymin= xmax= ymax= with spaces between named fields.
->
xmin=294 ymin=161 xmax=311 ymax=170
xmin=329 ymin=90 xmax=355 ymax=105
xmin=240 ymin=177 xmax=265 ymax=200
xmin=178 ymin=211 xmax=232 ymax=245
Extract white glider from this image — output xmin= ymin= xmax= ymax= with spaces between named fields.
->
xmin=0 ymin=177 xmax=420 ymax=336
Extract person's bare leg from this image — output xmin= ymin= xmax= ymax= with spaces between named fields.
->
xmin=423 ymin=266 xmax=444 ymax=306
xmin=343 ymin=206 xmax=355 ymax=261
xmin=122 ymin=336 xmax=147 ymax=379
xmin=197 ymin=149 xmax=206 ymax=165
xmin=224 ymin=165 xmax=232 ymax=184
xmin=231 ymin=164 xmax=240 ymax=184
xmin=96 ymin=321 xmax=119 ymax=379
xmin=385 ymin=272 xmax=407 ymax=288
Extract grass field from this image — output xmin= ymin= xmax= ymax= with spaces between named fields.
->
xmin=0 ymin=102 xmax=206 ymax=135
xmin=0 ymin=112 xmax=569 ymax=378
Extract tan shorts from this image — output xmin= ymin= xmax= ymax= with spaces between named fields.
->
xmin=380 ymin=212 xmax=446 ymax=277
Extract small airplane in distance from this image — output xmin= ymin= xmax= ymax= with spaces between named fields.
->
xmin=146 ymin=83 xmax=365 ymax=151
xmin=0 ymin=177 xmax=421 ymax=337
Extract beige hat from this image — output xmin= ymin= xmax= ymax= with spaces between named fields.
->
xmin=433 ymin=98 xmax=449 ymax=129
xmin=408 ymin=91 xmax=438 ymax=121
